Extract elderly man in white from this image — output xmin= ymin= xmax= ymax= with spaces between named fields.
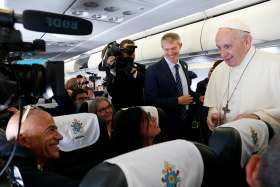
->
xmin=204 ymin=19 xmax=280 ymax=166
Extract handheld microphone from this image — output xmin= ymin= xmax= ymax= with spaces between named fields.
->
xmin=22 ymin=10 xmax=93 ymax=35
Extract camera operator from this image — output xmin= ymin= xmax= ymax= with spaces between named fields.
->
xmin=99 ymin=39 xmax=145 ymax=111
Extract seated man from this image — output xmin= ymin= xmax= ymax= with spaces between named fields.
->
xmin=71 ymin=88 xmax=89 ymax=110
xmin=2 ymin=107 xmax=78 ymax=187
xmin=246 ymin=134 xmax=280 ymax=187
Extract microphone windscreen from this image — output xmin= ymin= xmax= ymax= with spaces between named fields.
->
xmin=22 ymin=10 xmax=93 ymax=35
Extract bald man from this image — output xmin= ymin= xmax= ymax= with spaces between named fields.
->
xmin=3 ymin=108 xmax=78 ymax=187
xmin=246 ymin=134 xmax=280 ymax=187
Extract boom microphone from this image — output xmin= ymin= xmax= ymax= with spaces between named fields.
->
xmin=22 ymin=10 xmax=93 ymax=35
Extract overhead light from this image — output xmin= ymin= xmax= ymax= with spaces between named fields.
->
xmin=92 ymin=14 xmax=107 ymax=20
xmin=57 ymin=42 xmax=66 ymax=47
xmin=122 ymin=10 xmax=136 ymax=16
xmin=108 ymin=16 xmax=124 ymax=23
xmin=0 ymin=0 xmax=5 ymax=8
xmin=83 ymin=2 xmax=99 ymax=8
xmin=72 ymin=10 xmax=89 ymax=17
xmin=68 ymin=43 xmax=76 ymax=47
xmin=104 ymin=6 xmax=119 ymax=12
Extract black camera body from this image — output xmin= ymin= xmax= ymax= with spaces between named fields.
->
xmin=88 ymin=73 xmax=101 ymax=83
xmin=100 ymin=41 xmax=136 ymax=76
xmin=0 ymin=9 xmax=66 ymax=109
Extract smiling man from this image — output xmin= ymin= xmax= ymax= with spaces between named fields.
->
xmin=203 ymin=19 xmax=280 ymax=173
xmin=144 ymin=32 xmax=199 ymax=140
xmin=4 ymin=108 xmax=78 ymax=187
xmin=204 ymin=19 xmax=280 ymax=133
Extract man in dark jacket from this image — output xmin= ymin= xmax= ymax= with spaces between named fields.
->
xmin=144 ymin=32 xmax=199 ymax=140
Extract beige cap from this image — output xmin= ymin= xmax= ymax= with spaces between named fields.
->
xmin=220 ymin=19 xmax=251 ymax=32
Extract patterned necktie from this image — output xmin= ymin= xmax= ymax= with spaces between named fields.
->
xmin=175 ymin=64 xmax=187 ymax=119
xmin=174 ymin=64 xmax=183 ymax=96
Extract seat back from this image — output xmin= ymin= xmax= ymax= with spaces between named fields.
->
xmin=79 ymin=163 xmax=127 ymax=187
xmin=45 ymin=113 xmax=111 ymax=181
xmin=0 ymin=128 xmax=7 ymax=147
xmin=80 ymin=140 xmax=207 ymax=187
xmin=208 ymin=127 xmax=246 ymax=187
xmin=194 ymin=143 xmax=222 ymax=187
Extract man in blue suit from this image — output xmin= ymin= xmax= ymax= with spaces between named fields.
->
xmin=144 ymin=32 xmax=198 ymax=140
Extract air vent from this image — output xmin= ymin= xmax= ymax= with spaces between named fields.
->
xmin=104 ymin=6 xmax=119 ymax=12
xmin=83 ymin=2 xmax=99 ymax=8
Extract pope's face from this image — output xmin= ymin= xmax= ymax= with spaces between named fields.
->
xmin=216 ymin=28 xmax=251 ymax=67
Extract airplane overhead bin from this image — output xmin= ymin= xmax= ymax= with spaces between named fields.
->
xmin=88 ymin=52 xmax=102 ymax=69
xmin=64 ymin=60 xmax=80 ymax=73
xmin=134 ymin=0 xmax=280 ymax=62
xmin=134 ymin=21 xmax=205 ymax=62
xmin=85 ymin=0 xmax=280 ymax=69
xmin=202 ymin=0 xmax=280 ymax=50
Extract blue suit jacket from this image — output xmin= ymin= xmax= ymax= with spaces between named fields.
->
xmin=144 ymin=58 xmax=198 ymax=121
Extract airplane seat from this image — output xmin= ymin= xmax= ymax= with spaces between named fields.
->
xmin=77 ymin=101 xmax=89 ymax=113
xmin=265 ymin=122 xmax=275 ymax=140
xmin=45 ymin=113 xmax=111 ymax=181
xmin=80 ymin=139 xmax=221 ymax=187
xmin=140 ymin=106 xmax=170 ymax=143
xmin=208 ymin=127 xmax=246 ymax=187
xmin=194 ymin=142 xmax=222 ymax=187
xmin=208 ymin=127 xmax=241 ymax=161
xmin=153 ymin=107 xmax=170 ymax=143
xmin=79 ymin=163 xmax=127 ymax=187
xmin=77 ymin=99 xmax=98 ymax=113
xmin=0 ymin=128 xmax=7 ymax=147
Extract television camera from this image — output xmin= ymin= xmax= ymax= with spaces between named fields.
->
xmin=0 ymin=8 xmax=93 ymax=109
xmin=0 ymin=8 xmax=93 ymax=185
xmin=86 ymin=72 xmax=101 ymax=90
xmin=100 ymin=40 xmax=137 ymax=74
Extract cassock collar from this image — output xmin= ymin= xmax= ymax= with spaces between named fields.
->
xmin=233 ymin=46 xmax=256 ymax=71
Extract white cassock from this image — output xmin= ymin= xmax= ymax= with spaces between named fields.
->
xmin=204 ymin=46 xmax=280 ymax=133
xmin=204 ymin=46 xmax=280 ymax=166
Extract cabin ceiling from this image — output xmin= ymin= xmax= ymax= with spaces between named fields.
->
xmin=4 ymin=0 xmax=234 ymax=61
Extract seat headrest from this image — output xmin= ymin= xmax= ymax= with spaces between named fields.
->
xmin=217 ymin=119 xmax=269 ymax=167
xmin=78 ymin=101 xmax=89 ymax=113
xmin=139 ymin=106 xmax=159 ymax=127
xmin=54 ymin=113 xmax=100 ymax=152
xmin=121 ymin=106 xmax=159 ymax=127
xmin=106 ymin=139 xmax=204 ymax=187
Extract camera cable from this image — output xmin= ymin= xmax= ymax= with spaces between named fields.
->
xmin=0 ymin=98 xmax=25 ymax=177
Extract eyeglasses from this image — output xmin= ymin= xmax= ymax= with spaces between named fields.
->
xmin=97 ymin=104 xmax=112 ymax=113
